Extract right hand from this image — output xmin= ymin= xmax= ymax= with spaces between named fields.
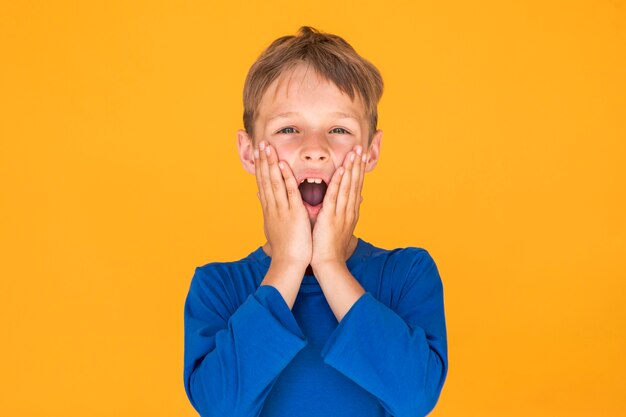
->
xmin=254 ymin=141 xmax=312 ymax=268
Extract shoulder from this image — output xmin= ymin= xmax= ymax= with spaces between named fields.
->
xmin=367 ymin=243 xmax=438 ymax=277
xmin=391 ymin=247 xmax=443 ymax=305
xmin=194 ymin=256 xmax=257 ymax=280
xmin=360 ymin=242 xmax=442 ymax=302
xmin=186 ymin=253 xmax=265 ymax=311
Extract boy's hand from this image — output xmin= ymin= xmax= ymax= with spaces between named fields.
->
xmin=254 ymin=141 xmax=312 ymax=268
xmin=310 ymin=145 xmax=367 ymax=268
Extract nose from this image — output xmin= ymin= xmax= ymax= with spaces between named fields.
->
xmin=300 ymin=132 xmax=330 ymax=162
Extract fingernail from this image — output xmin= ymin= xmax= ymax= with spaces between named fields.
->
xmin=362 ymin=154 xmax=367 ymax=162
xmin=356 ymin=146 xmax=362 ymax=156
xmin=265 ymin=146 xmax=271 ymax=156
xmin=259 ymin=141 xmax=266 ymax=151
xmin=278 ymin=161 xmax=284 ymax=170
xmin=350 ymin=153 xmax=355 ymax=162
xmin=254 ymin=149 xmax=259 ymax=159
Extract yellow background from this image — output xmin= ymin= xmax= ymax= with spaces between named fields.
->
xmin=1 ymin=1 xmax=624 ymax=416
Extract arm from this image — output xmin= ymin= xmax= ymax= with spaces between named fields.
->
xmin=183 ymin=266 xmax=307 ymax=417
xmin=183 ymin=136 xmax=312 ymax=415
xmin=311 ymin=260 xmax=364 ymax=321
xmin=310 ymin=141 xmax=447 ymax=415
xmin=319 ymin=249 xmax=448 ymax=417
xmin=252 ymin=140 xmax=313 ymax=308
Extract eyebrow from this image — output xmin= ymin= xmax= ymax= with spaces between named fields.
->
xmin=267 ymin=111 xmax=359 ymax=122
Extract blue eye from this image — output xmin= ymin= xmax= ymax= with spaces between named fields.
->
xmin=278 ymin=127 xmax=298 ymax=134
xmin=330 ymin=127 xmax=349 ymax=134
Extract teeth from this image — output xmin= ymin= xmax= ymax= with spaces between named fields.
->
xmin=301 ymin=178 xmax=323 ymax=184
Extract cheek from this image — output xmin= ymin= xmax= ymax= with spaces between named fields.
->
xmin=331 ymin=143 xmax=357 ymax=165
xmin=269 ymin=142 xmax=297 ymax=163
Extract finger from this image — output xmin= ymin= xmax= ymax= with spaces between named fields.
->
xmin=278 ymin=160 xmax=304 ymax=209
xmin=265 ymin=144 xmax=289 ymax=210
xmin=322 ymin=165 xmax=345 ymax=213
xmin=346 ymin=146 xmax=363 ymax=219
xmin=259 ymin=141 xmax=276 ymax=209
xmin=253 ymin=146 xmax=268 ymax=209
xmin=335 ymin=151 xmax=355 ymax=216
xmin=354 ymin=149 xmax=367 ymax=214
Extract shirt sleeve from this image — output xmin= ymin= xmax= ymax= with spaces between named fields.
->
xmin=183 ymin=266 xmax=307 ymax=417
xmin=320 ymin=249 xmax=448 ymax=417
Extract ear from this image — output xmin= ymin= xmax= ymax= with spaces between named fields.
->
xmin=237 ymin=129 xmax=255 ymax=175
xmin=364 ymin=129 xmax=383 ymax=172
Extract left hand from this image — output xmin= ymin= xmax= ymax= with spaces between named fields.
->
xmin=311 ymin=144 xmax=367 ymax=268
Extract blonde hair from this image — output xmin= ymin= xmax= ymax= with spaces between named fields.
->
xmin=242 ymin=26 xmax=384 ymax=143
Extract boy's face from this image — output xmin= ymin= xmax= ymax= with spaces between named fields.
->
xmin=237 ymin=63 xmax=382 ymax=224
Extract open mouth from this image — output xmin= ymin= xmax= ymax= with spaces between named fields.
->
xmin=298 ymin=179 xmax=328 ymax=206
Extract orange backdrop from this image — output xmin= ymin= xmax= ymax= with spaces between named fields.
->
xmin=1 ymin=1 xmax=624 ymax=416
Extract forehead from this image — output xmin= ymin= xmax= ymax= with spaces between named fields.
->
xmin=257 ymin=64 xmax=367 ymax=122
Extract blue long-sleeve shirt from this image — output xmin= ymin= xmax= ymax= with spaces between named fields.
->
xmin=183 ymin=238 xmax=448 ymax=417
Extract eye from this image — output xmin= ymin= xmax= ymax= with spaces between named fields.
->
xmin=330 ymin=127 xmax=350 ymax=134
xmin=277 ymin=127 xmax=299 ymax=134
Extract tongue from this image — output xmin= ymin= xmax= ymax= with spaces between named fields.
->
xmin=299 ymin=181 xmax=327 ymax=206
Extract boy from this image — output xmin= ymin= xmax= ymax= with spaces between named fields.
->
xmin=183 ymin=26 xmax=448 ymax=417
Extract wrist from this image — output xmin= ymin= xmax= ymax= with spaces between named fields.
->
xmin=269 ymin=258 xmax=309 ymax=275
xmin=310 ymin=260 xmax=348 ymax=276
xmin=262 ymin=259 xmax=309 ymax=309
xmin=310 ymin=251 xmax=346 ymax=270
